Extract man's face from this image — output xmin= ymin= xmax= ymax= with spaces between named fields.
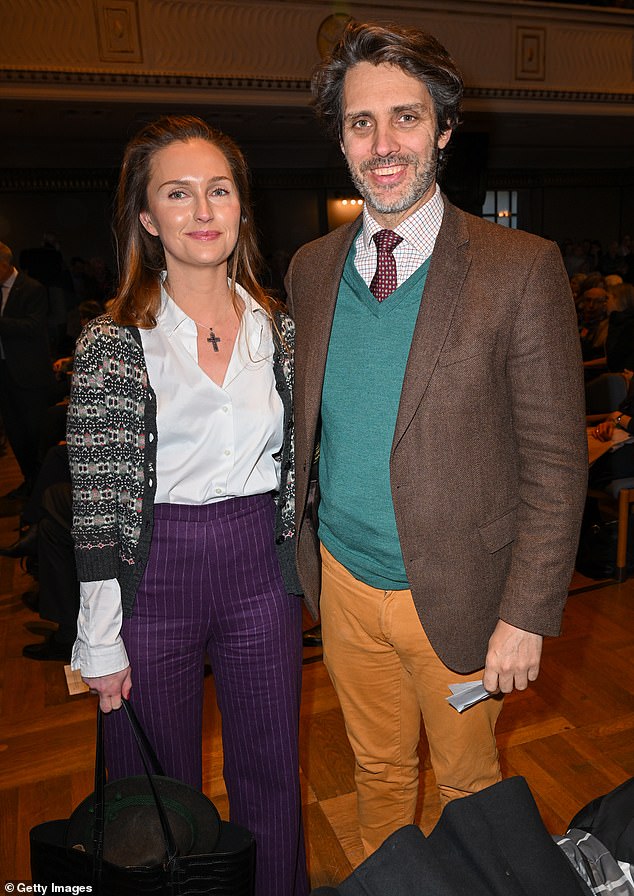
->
xmin=0 ymin=259 xmax=12 ymax=283
xmin=340 ymin=61 xmax=451 ymax=228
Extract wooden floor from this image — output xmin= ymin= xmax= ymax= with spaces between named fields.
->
xmin=1 ymin=445 xmax=633 ymax=889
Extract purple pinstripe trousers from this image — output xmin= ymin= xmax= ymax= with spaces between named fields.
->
xmin=104 ymin=494 xmax=308 ymax=896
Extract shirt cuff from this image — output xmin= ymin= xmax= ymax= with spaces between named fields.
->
xmin=71 ymin=579 xmax=130 ymax=678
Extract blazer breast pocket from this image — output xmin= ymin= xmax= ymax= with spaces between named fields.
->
xmin=437 ymin=330 xmax=497 ymax=368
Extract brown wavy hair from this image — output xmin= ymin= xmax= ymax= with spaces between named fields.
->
xmin=312 ymin=21 xmax=463 ymax=159
xmin=108 ymin=115 xmax=280 ymax=327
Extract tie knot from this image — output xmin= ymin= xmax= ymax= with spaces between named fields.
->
xmin=373 ymin=229 xmax=402 ymax=255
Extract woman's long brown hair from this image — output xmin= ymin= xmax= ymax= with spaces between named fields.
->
xmin=108 ymin=115 xmax=281 ymax=327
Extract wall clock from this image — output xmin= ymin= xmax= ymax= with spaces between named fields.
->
xmin=317 ymin=13 xmax=352 ymax=59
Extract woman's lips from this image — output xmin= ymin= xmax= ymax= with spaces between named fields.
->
xmin=188 ymin=230 xmax=221 ymax=240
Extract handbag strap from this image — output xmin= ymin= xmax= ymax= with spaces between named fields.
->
xmin=91 ymin=697 xmax=180 ymax=889
xmin=119 ymin=698 xmax=167 ymax=777
xmin=92 ymin=707 xmax=106 ymax=893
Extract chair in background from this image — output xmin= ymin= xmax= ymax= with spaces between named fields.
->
xmin=586 ymin=481 xmax=634 ymax=582
xmin=585 ymin=372 xmax=634 ymax=581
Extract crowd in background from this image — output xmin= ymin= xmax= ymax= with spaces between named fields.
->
xmin=564 ymin=235 xmax=634 ymax=371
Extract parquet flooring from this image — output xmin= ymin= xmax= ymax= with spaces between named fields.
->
xmin=1 ymin=444 xmax=633 ymax=889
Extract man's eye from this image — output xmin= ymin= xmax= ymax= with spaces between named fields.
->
xmin=352 ymin=119 xmax=371 ymax=129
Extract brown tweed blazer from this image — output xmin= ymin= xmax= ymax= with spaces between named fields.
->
xmin=286 ymin=196 xmax=588 ymax=673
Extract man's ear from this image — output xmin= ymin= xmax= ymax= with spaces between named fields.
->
xmin=139 ymin=211 xmax=159 ymax=237
xmin=438 ymin=129 xmax=452 ymax=151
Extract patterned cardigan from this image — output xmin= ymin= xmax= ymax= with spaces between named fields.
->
xmin=66 ymin=309 xmax=300 ymax=617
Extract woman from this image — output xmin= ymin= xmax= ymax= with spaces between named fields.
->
xmin=67 ymin=115 xmax=308 ymax=896
xmin=590 ymin=378 xmax=634 ymax=487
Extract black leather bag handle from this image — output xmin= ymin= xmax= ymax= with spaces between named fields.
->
xmin=91 ymin=698 xmax=179 ymax=891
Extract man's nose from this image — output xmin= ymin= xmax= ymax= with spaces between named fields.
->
xmin=372 ymin=122 xmax=400 ymax=157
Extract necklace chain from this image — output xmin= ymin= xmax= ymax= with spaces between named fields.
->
xmin=163 ymin=278 xmax=233 ymax=352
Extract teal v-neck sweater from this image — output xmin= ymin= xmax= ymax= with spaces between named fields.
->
xmin=319 ymin=246 xmax=430 ymax=589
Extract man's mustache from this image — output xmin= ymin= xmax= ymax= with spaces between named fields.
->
xmin=358 ymin=155 xmax=417 ymax=173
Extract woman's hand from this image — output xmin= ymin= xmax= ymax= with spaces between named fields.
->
xmin=592 ymin=419 xmax=616 ymax=442
xmin=83 ymin=666 xmax=132 ymax=712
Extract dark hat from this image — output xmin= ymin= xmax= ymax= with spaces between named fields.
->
xmin=66 ymin=775 xmax=221 ymax=867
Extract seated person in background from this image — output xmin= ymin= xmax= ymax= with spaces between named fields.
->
xmin=563 ymin=241 xmax=590 ymax=278
xmin=582 ymin=281 xmax=634 ymax=376
xmin=570 ymin=272 xmax=589 ymax=304
xmin=590 ymin=387 xmax=634 ymax=487
xmin=55 ymin=299 xmax=105 ymax=392
xmin=604 ymin=274 xmax=623 ymax=289
xmin=24 ymin=470 xmax=77 ymax=662
xmin=601 ymin=241 xmax=628 ymax=279
xmin=578 ymin=271 xmax=605 ymax=294
xmin=64 ymin=298 xmax=105 ymax=351
xmin=0 ymin=241 xmax=57 ymax=498
xmin=573 ymin=273 xmax=604 ymax=327
xmin=578 ymin=287 xmax=610 ymax=362
xmin=0 ymin=443 xmax=77 ymax=661
xmin=605 ymin=283 xmax=634 ymax=373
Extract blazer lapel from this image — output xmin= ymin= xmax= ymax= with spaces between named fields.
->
xmin=393 ymin=200 xmax=472 ymax=449
xmin=3 ymin=275 xmax=23 ymax=315
xmin=297 ymin=219 xmax=361 ymax=442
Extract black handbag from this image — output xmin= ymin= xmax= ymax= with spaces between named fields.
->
xmin=30 ymin=699 xmax=255 ymax=895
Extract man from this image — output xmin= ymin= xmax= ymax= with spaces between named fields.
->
xmin=0 ymin=445 xmax=78 ymax=662
xmin=0 ymin=241 xmax=55 ymax=497
xmin=285 ymin=22 xmax=587 ymax=857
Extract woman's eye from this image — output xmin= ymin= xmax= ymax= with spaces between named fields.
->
xmin=211 ymin=187 xmax=229 ymax=197
xmin=168 ymin=189 xmax=187 ymax=200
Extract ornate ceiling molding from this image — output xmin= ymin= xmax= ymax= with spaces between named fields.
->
xmin=0 ymin=68 xmax=310 ymax=92
xmin=2 ymin=67 xmax=632 ymax=107
xmin=466 ymin=86 xmax=634 ymax=105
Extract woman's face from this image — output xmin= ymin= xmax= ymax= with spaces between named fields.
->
xmin=139 ymin=137 xmax=241 ymax=277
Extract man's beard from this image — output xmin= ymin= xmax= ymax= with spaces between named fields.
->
xmin=348 ymin=148 xmax=438 ymax=216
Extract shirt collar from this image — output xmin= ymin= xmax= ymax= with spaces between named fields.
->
xmin=1 ymin=267 xmax=18 ymax=290
xmin=157 ymin=275 xmax=264 ymax=337
xmin=361 ymin=185 xmax=444 ymax=253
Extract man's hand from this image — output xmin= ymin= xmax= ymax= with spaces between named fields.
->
xmin=83 ymin=666 xmax=132 ymax=712
xmin=483 ymin=620 xmax=543 ymax=694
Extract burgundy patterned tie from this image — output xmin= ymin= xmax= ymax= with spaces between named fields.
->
xmin=370 ymin=230 xmax=403 ymax=301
